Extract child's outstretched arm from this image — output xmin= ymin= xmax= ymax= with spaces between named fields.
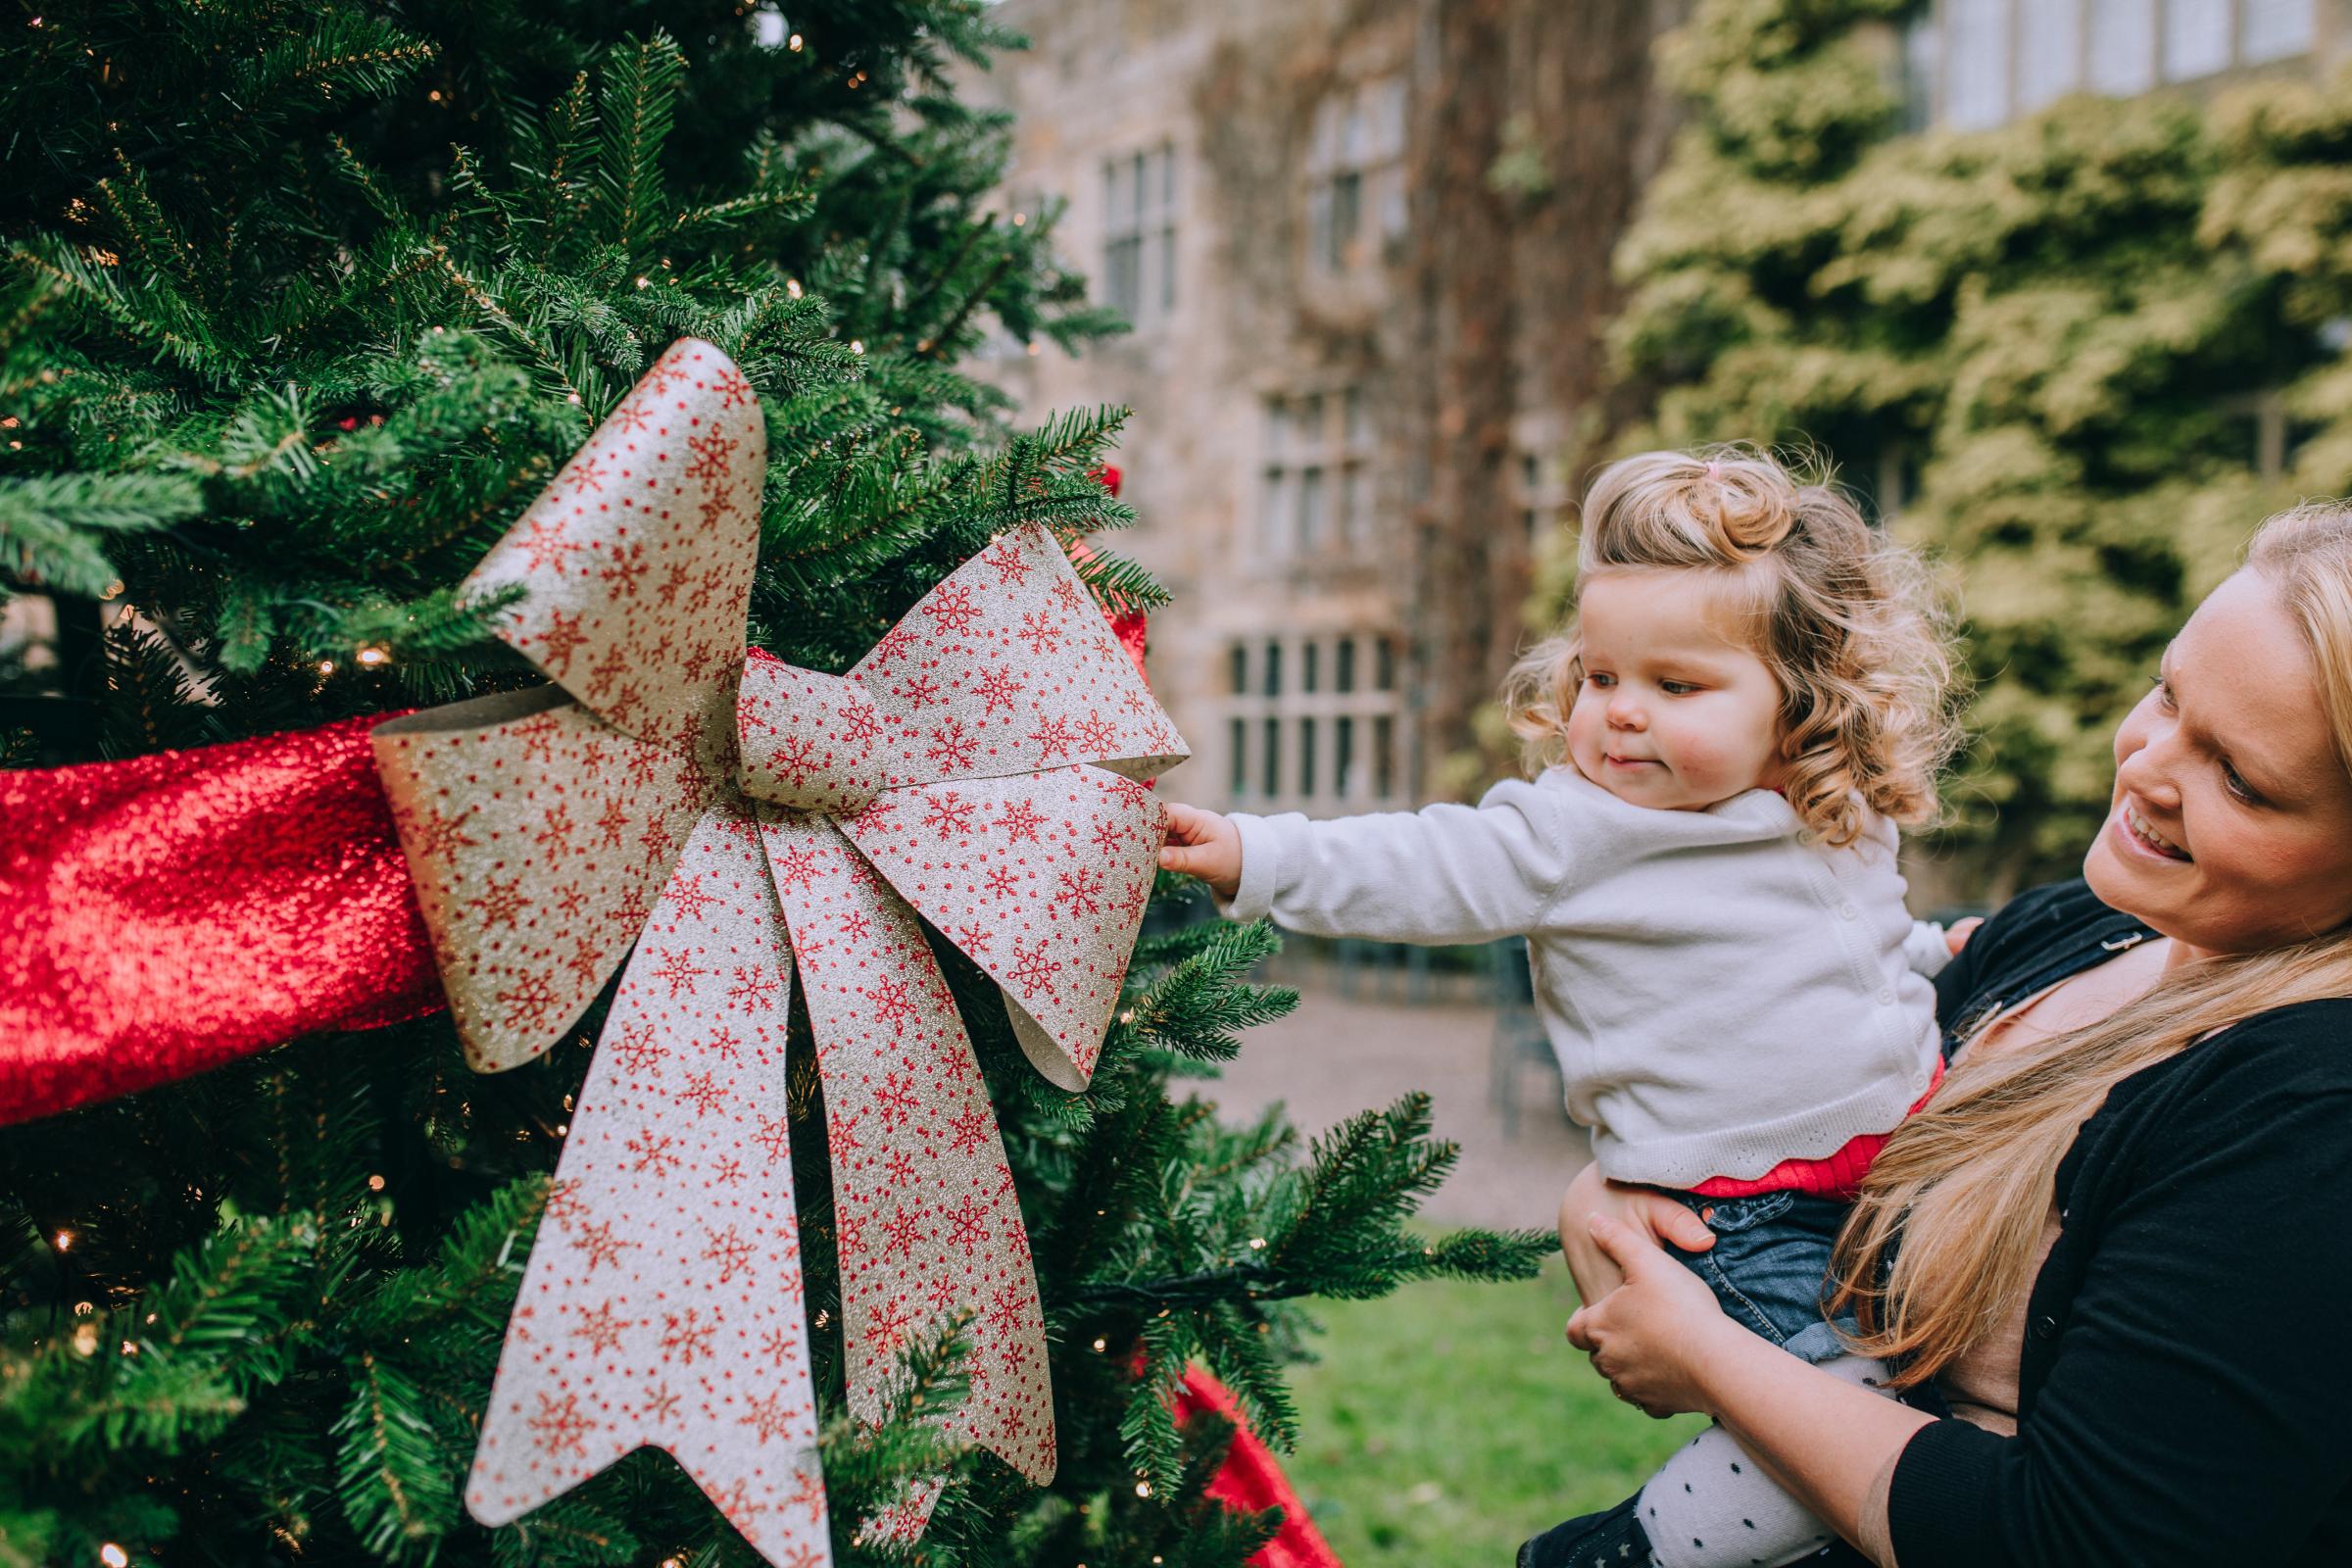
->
xmin=1157 ymin=781 xmax=1575 ymax=947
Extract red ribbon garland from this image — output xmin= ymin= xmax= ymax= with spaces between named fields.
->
xmin=0 ymin=713 xmax=441 ymax=1124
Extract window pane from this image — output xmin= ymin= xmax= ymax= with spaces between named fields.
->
xmin=1103 ymin=160 xmax=1126 ymax=233
xmin=1336 ymin=637 xmax=1356 ymax=693
xmin=1328 ymin=172 xmax=1362 ymax=269
xmin=1106 ymin=236 xmax=1141 ymax=318
xmin=1266 ymin=398 xmax=1287 ymax=460
xmin=1309 ymin=98 xmax=1342 ymax=173
xmin=1372 ymin=714 xmax=1395 ymax=798
xmin=1303 ymin=641 xmax=1320 ymax=694
xmin=1377 ymin=165 xmax=1407 ymax=243
xmin=1228 ymin=642 xmax=1249 ymax=696
xmin=1263 ymin=639 xmax=1283 ymax=698
xmin=1946 ymin=0 xmax=2013 ymax=130
xmin=2018 ymin=0 xmax=2082 ymax=110
xmin=1344 ymin=386 xmax=1367 ymax=447
xmin=1158 ymin=226 xmax=1177 ymax=312
xmin=1374 ymin=636 xmax=1395 ymax=691
xmin=1300 ymin=394 xmax=1325 ymax=450
xmin=1298 ymin=466 xmax=1325 ymax=548
xmin=1261 ymin=469 xmax=1288 ymax=554
xmin=2240 ymin=0 xmax=2313 ymax=62
xmin=1901 ymin=14 xmax=1941 ymax=130
xmin=1160 ymin=144 xmax=1177 ymax=208
xmin=1229 ymin=716 xmax=1247 ymax=795
xmin=1336 ymin=714 xmax=1356 ymax=797
xmin=1370 ymin=78 xmax=1406 ymax=162
xmin=2163 ymin=0 xmax=2231 ymax=79
xmin=1262 ymin=716 xmax=1282 ymax=798
xmin=1345 ymin=465 xmax=1372 ymax=544
xmin=2088 ymin=0 xmax=2158 ymax=93
xmin=1130 ymin=152 xmax=1147 ymax=222
xmin=1299 ymin=716 xmax=1318 ymax=797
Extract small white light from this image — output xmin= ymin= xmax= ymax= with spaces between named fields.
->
xmin=1135 ymin=1480 xmax=1152 ymax=1497
xmin=355 ymin=645 xmax=390 ymax=667
xmin=752 ymin=8 xmax=787 ymax=47
xmin=1091 ymin=1337 xmax=1107 ymax=1352
xmin=786 ymin=278 xmax=803 ymax=299
xmin=849 ymin=339 xmax=864 ymax=356
xmin=52 ymin=1230 xmax=72 ymax=1252
xmin=790 ymin=32 xmax=805 ymax=51
xmin=317 ymin=660 xmax=336 ymax=676
xmin=100 ymin=1545 xmax=129 ymax=1568
xmin=1248 ymin=1237 xmax=1266 ymax=1250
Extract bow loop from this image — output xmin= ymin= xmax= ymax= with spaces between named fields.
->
xmin=847 ymin=529 xmax=1186 ymax=792
xmin=736 ymin=650 xmax=887 ymax=815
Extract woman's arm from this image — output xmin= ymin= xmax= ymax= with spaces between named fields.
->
xmin=1575 ymin=1021 xmax=2352 ymax=1568
xmin=1566 ymin=1214 xmax=1930 ymax=1558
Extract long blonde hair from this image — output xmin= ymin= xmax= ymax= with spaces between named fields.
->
xmin=1832 ymin=502 xmax=2352 ymax=1386
xmin=1502 ymin=444 xmax=1959 ymax=847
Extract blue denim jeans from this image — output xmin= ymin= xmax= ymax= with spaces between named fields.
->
xmin=1657 ymin=1187 xmax=1852 ymax=1364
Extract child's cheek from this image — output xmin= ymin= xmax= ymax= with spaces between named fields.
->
xmin=1659 ymin=721 xmax=1731 ymax=788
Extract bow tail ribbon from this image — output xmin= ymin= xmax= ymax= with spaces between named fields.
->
xmin=466 ymin=805 xmax=831 ymax=1560
xmin=760 ymin=809 xmax=1057 ymax=1487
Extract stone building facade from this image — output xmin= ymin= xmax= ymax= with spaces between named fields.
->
xmin=956 ymin=0 xmax=1677 ymax=814
xmin=957 ymin=0 xmax=2352 ymax=817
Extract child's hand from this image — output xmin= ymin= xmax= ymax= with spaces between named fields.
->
xmin=1945 ymin=916 xmax=1984 ymax=956
xmin=1158 ymin=802 xmax=1244 ymax=901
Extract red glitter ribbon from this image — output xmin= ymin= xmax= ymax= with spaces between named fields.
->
xmin=1175 ymin=1368 xmax=1344 ymax=1568
xmin=0 ymin=713 xmax=442 ymax=1124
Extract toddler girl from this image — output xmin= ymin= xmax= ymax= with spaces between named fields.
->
xmin=1160 ymin=447 xmax=1961 ymax=1568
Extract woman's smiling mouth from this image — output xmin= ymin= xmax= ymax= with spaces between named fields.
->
xmin=2120 ymin=798 xmax=2191 ymax=862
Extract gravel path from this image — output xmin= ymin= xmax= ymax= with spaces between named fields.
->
xmin=1197 ymin=975 xmax=1592 ymax=1234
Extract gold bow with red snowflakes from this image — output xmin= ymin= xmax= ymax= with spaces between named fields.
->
xmin=370 ymin=339 xmax=1187 ymax=1565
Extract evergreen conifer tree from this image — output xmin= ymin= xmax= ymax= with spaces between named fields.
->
xmin=0 ymin=5 xmax=1550 ymax=1563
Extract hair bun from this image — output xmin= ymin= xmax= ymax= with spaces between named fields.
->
xmin=1695 ymin=460 xmax=1796 ymax=558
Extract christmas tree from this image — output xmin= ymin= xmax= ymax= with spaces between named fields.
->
xmin=0 ymin=5 xmax=1550 ymax=1566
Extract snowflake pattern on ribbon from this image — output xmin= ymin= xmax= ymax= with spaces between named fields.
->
xmin=370 ymin=340 xmax=1188 ymax=1565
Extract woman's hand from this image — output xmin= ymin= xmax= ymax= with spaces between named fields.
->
xmin=1159 ymin=802 xmax=1244 ymax=900
xmin=1557 ymin=1160 xmax=1716 ymax=1305
xmin=1565 ymin=1213 xmax=1747 ymax=1419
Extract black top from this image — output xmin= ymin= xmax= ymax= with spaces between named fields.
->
xmin=1882 ymin=879 xmax=2352 ymax=1566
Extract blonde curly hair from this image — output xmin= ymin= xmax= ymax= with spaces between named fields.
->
xmin=1502 ymin=444 xmax=1960 ymax=847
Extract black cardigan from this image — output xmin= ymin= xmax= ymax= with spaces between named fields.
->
xmin=1881 ymin=880 xmax=2352 ymax=1566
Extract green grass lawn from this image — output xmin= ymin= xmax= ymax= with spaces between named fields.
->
xmin=1282 ymin=1251 xmax=1705 ymax=1566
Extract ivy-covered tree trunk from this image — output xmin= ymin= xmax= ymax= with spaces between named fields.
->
xmin=1588 ymin=0 xmax=2352 ymax=886
xmin=0 ymin=5 xmax=1549 ymax=1564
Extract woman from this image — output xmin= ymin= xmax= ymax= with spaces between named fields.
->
xmin=1536 ymin=503 xmax=2352 ymax=1567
